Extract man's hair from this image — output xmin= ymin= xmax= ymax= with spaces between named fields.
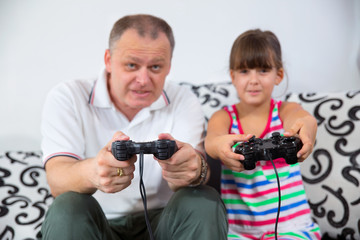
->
xmin=109 ymin=14 xmax=175 ymax=55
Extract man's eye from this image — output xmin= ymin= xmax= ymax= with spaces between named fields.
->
xmin=151 ymin=65 xmax=161 ymax=71
xmin=126 ymin=63 xmax=136 ymax=70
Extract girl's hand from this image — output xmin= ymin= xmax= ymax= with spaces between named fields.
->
xmin=212 ymin=134 xmax=252 ymax=172
xmin=284 ymin=115 xmax=317 ymax=162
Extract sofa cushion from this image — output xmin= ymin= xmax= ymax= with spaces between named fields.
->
xmin=179 ymin=82 xmax=239 ymax=122
xmin=286 ymin=91 xmax=360 ymax=239
xmin=0 ymin=151 xmax=53 ymax=240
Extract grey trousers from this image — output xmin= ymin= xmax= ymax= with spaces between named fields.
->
xmin=38 ymin=185 xmax=228 ymax=240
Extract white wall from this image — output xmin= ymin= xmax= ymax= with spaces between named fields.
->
xmin=0 ymin=0 xmax=359 ymax=151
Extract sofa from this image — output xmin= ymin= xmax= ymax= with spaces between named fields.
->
xmin=1 ymin=82 xmax=359 ymax=240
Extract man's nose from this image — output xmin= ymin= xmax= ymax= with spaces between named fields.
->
xmin=136 ymin=67 xmax=150 ymax=85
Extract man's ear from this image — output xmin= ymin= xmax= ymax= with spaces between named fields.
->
xmin=104 ymin=49 xmax=112 ymax=73
xmin=275 ymin=68 xmax=284 ymax=85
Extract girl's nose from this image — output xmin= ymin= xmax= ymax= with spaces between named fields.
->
xmin=248 ymin=71 xmax=259 ymax=84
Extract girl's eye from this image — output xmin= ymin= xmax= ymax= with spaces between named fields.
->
xmin=239 ymin=69 xmax=248 ymax=74
xmin=259 ymin=68 xmax=272 ymax=73
xmin=257 ymin=69 xmax=269 ymax=75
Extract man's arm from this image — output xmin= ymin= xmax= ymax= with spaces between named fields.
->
xmin=45 ymin=132 xmax=136 ymax=197
xmin=45 ymin=156 xmax=96 ymax=197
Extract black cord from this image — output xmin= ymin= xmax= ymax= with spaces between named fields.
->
xmin=139 ymin=152 xmax=155 ymax=240
xmin=266 ymin=151 xmax=281 ymax=240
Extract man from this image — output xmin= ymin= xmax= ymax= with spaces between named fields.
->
xmin=39 ymin=14 xmax=228 ymax=240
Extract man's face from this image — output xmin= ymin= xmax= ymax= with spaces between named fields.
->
xmin=105 ymin=29 xmax=172 ymax=120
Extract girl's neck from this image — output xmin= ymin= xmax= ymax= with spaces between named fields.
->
xmin=235 ymin=100 xmax=272 ymax=137
xmin=236 ymin=100 xmax=271 ymax=118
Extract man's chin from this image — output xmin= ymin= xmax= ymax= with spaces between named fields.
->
xmin=130 ymin=102 xmax=153 ymax=110
xmin=130 ymin=96 xmax=157 ymax=107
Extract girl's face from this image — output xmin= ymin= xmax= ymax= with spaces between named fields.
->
xmin=230 ymin=67 xmax=283 ymax=107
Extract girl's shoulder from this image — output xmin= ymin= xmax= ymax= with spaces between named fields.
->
xmin=208 ymin=108 xmax=232 ymax=124
xmin=210 ymin=103 xmax=238 ymax=118
xmin=279 ymin=101 xmax=302 ymax=111
xmin=279 ymin=101 xmax=303 ymax=118
xmin=211 ymin=108 xmax=229 ymax=119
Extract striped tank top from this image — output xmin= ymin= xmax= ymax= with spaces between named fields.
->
xmin=222 ymin=99 xmax=321 ymax=239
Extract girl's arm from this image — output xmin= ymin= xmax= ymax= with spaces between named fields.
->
xmin=280 ymin=101 xmax=318 ymax=162
xmin=205 ymin=109 xmax=251 ymax=172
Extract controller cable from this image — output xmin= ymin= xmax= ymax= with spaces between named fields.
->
xmin=139 ymin=152 xmax=155 ymax=240
xmin=266 ymin=151 xmax=281 ymax=240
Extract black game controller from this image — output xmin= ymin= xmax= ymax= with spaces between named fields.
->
xmin=111 ymin=139 xmax=178 ymax=161
xmin=234 ymin=132 xmax=303 ymax=170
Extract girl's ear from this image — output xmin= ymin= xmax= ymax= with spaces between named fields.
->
xmin=230 ymin=69 xmax=236 ymax=84
xmin=275 ymin=68 xmax=284 ymax=85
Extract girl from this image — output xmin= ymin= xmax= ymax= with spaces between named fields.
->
xmin=205 ymin=29 xmax=321 ymax=239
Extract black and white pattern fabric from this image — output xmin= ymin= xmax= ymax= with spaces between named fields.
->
xmin=180 ymin=82 xmax=239 ymax=122
xmin=0 ymin=152 xmax=53 ymax=240
xmin=286 ymin=91 xmax=360 ymax=240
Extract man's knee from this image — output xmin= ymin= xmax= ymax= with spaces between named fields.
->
xmin=40 ymin=192 xmax=109 ymax=239
xmin=44 ymin=191 xmax=104 ymax=226
xmin=156 ymin=185 xmax=228 ymax=239
xmin=170 ymin=185 xmax=227 ymax=219
xmin=49 ymin=192 xmax=96 ymax=217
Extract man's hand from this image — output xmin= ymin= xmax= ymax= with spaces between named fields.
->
xmin=156 ymin=133 xmax=204 ymax=191
xmin=89 ymin=131 xmax=137 ymax=193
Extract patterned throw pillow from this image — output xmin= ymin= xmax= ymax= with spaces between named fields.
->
xmin=286 ymin=91 xmax=360 ymax=240
xmin=0 ymin=152 xmax=53 ymax=240
xmin=180 ymin=81 xmax=239 ymax=122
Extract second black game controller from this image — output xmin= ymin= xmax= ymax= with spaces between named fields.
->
xmin=234 ymin=132 xmax=303 ymax=170
xmin=111 ymin=139 xmax=178 ymax=161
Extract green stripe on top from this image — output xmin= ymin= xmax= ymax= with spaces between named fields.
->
xmin=262 ymin=170 xmax=290 ymax=180
xmin=223 ymin=189 xmax=306 ymax=206
xmin=227 ymin=234 xmax=240 ymax=238
xmin=222 ymin=163 xmax=297 ymax=180
xmin=311 ymin=226 xmax=321 ymax=233
xmin=273 ymin=232 xmax=309 ymax=240
xmin=273 ymin=104 xmax=278 ymax=113
xmin=223 ymin=169 xmax=264 ymax=179
xmin=232 ymin=142 xmax=241 ymax=149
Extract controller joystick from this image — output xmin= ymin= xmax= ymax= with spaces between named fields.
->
xmin=111 ymin=139 xmax=178 ymax=161
xmin=234 ymin=132 xmax=303 ymax=170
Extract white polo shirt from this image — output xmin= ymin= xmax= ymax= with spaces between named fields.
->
xmin=41 ymin=68 xmax=206 ymax=219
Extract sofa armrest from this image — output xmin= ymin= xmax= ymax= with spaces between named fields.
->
xmin=0 ymin=151 xmax=53 ymax=240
